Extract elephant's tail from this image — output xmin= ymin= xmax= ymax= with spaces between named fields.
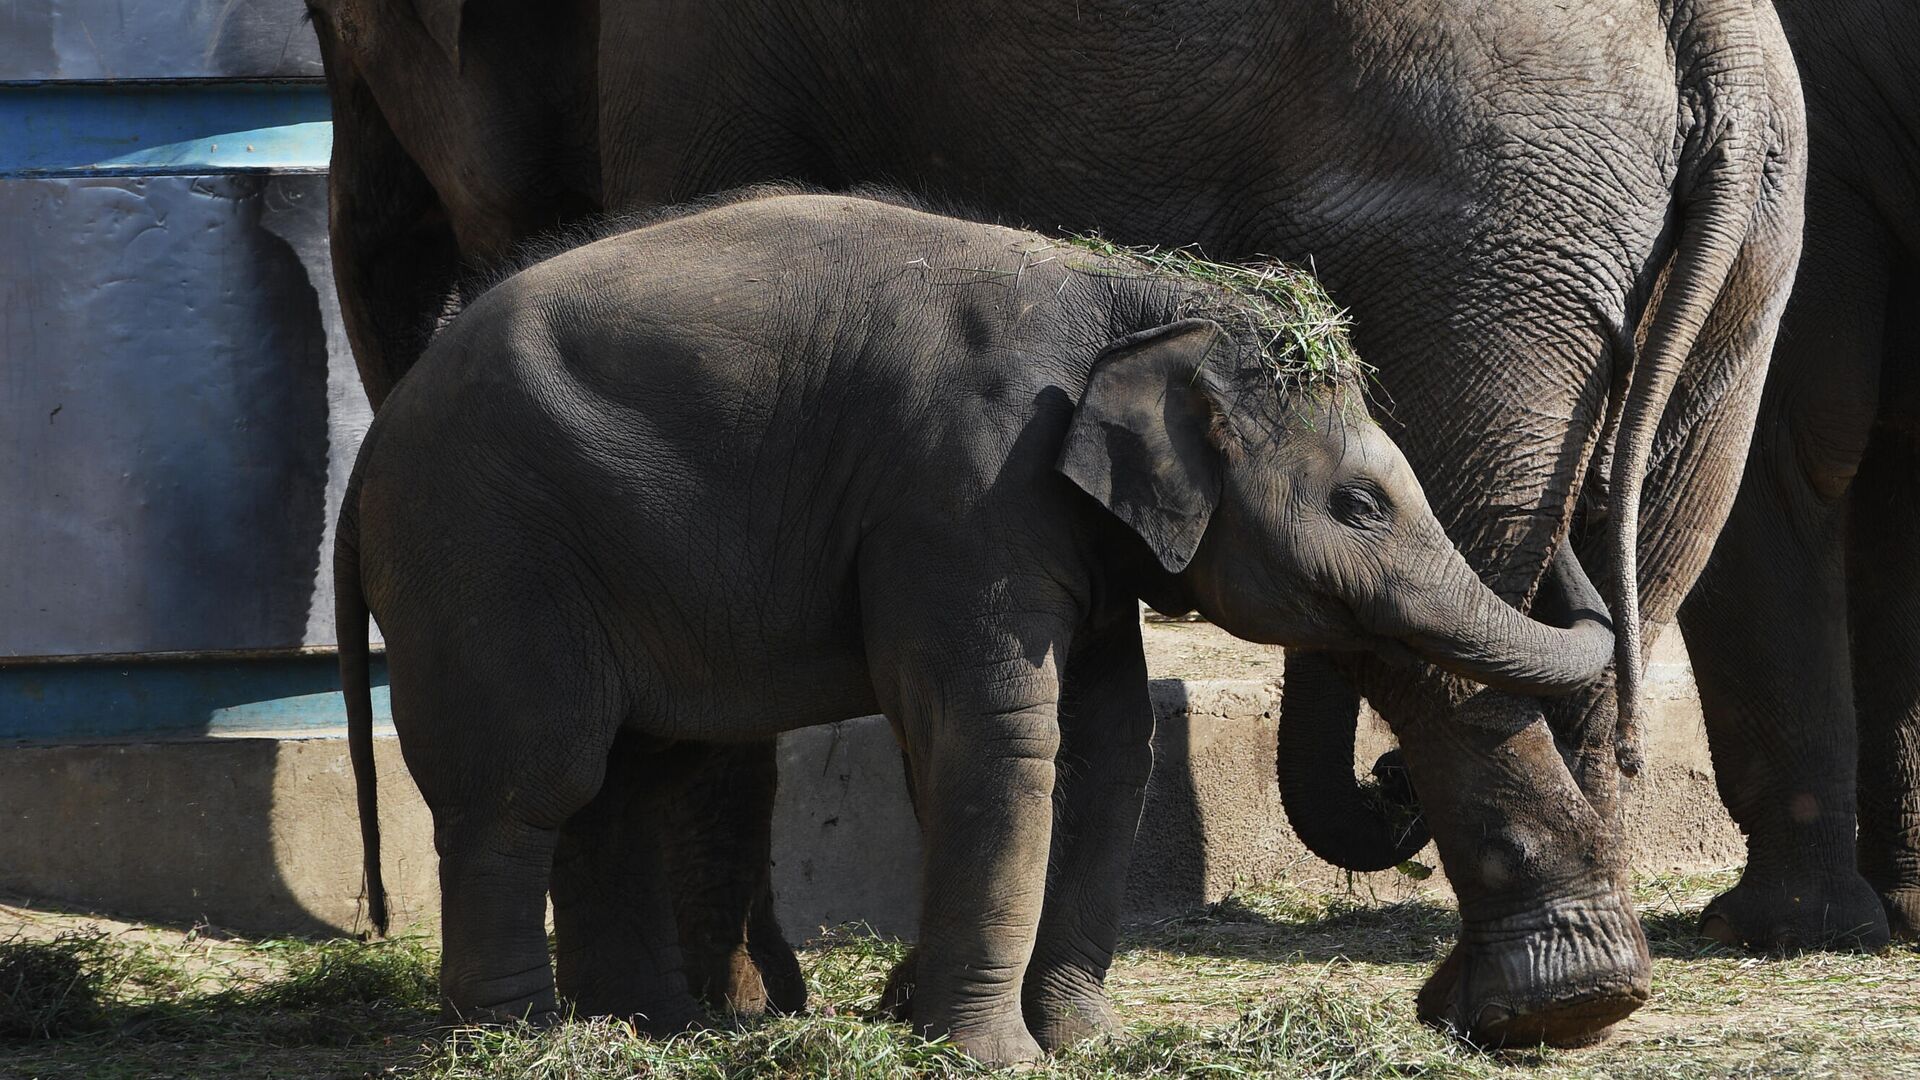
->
xmin=1606 ymin=0 xmax=1777 ymax=776
xmin=336 ymin=469 xmax=389 ymax=937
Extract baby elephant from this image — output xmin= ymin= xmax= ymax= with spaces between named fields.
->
xmin=337 ymin=191 xmax=1611 ymax=1064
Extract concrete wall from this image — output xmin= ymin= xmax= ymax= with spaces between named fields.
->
xmin=0 ymin=631 xmax=1742 ymax=938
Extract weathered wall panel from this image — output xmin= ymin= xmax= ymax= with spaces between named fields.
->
xmin=0 ymin=0 xmax=323 ymax=82
xmin=1 ymin=1 xmax=371 ymax=737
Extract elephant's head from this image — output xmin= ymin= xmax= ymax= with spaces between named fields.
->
xmin=1056 ymin=318 xmax=1614 ymax=692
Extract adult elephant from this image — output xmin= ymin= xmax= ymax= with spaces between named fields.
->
xmin=1675 ymin=0 xmax=1920 ymax=950
xmin=315 ymin=0 xmax=1804 ymax=1049
xmin=306 ymin=0 xmax=807 ymax=1017
xmin=593 ymin=0 xmax=1804 ymax=1046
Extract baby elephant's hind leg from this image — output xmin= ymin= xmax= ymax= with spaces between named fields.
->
xmin=551 ymin=735 xmax=706 ymax=1032
xmin=393 ymin=628 xmax=618 ymax=1026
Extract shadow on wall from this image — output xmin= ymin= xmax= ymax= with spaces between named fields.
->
xmin=0 ymin=169 xmax=388 ymax=935
xmin=1126 ymin=680 xmax=1210 ymax=917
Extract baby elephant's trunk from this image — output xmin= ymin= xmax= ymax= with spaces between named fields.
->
xmin=1280 ymin=539 xmax=1612 ymax=871
xmin=1391 ymin=536 xmax=1614 ymax=695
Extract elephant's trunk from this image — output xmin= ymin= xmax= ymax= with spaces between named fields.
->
xmin=1279 ymin=540 xmax=1609 ymax=872
xmin=1382 ymin=537 xmax=1614 ymax=696
xmin=1279 ymin=652 xmax=1428 ymax=871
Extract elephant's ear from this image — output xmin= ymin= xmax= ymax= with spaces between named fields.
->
xmin=1057 ymin=319 xmax=1229 ymax=573
xmin=413 ymin=0 xmax=466 ymax=69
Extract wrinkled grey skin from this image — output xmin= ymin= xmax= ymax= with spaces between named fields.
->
xmin=314 ymin=0 xmax=1805 ymax=1047
xmin=1677 ymin=0 xmax=1920 ymax=951
xmin=591 ymin=0 xmax=1803 ymax=1046
xmin=308 ymin=0 xmax=599 ymax=407
xmin=307 ymin=0 xmax=805 ymax=1017
xmin=337 ymin=193 xmax=1613 ymax=1064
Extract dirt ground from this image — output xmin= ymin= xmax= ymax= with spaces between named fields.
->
xmin=6 ymin=869 xmax=1919 ymax=1079
xmin=1142 ymin=615 xmax=1283 ymax=680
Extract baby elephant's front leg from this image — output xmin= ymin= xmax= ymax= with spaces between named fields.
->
xmin=900 ymin=684 xmax=1062 ymax=1066
xmin=1022 ymin=608 xmax=1154 ymax=1051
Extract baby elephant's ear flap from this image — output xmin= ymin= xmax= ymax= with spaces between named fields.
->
xmin=1057 ymin=319 xmax=1230 ymax=573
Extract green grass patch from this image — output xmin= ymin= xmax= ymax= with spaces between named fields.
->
xmin=1057 ymin=985 xmax=1498 ymax=1079
xmin=0 ymin=931 xmax=126 ymax=1039
xmin=0 ymin=926 xmax=440 ymax=1079
xmin=423 ymin=1015 xmax=980 ymax=1080
xmin=6 ymin=875 xmax=1920 ymax=1078
xmin=226 ymin=937 xmax=439 ymax=1012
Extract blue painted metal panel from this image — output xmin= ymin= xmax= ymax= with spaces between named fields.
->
xmin=0 ymin=0 xmax=382 ymax=739
xmin=0 ymin=0 xmax=324 ymax=82
xmin=0 ymin=657 xmax=391 ymax=741
xmin=0 ymin=173 xmax=374 ymax=659
xmin=0 ymin=83 xmax=333 ymax=177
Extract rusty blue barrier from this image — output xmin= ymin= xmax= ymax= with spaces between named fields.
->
xmin=1 ymin=0 xmax=382 ymax=738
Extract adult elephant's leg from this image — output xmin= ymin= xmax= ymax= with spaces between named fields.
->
xmin=1848 ymin=374 xmax=1920 ymax=940
xmin=1677 ymin=196 xmax=1890 ymax=951
xmin=1389 ymin=691 xmax=1650 ymax=1048
xmin=1414 ymin=149 xmax=1807 ymax=1042
xmin=1021 ymin=602 xmax=1154 ymax=1052
xmin=1682 ymin=452 xmax=1884 ymax=949
xmin=550 ymin=736 xmax=706 ymax=1031
xmin=659 ymin=741 xmax=807 ymax=1016
xmin=315 ymin=29 xmax=462 ymax=409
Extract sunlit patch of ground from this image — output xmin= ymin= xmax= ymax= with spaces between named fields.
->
xmin=4 ymin=871 xmax=1917 ymax=1079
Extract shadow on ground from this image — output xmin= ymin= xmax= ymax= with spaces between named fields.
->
xmin=1125 ymin=892 xmax=1459 ymax=965
xmin=1124 ymin=881 xmax=1769 ymax=967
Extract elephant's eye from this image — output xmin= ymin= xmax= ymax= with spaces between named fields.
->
xmin=1330 ymin=482 xmax=1390 ymax=529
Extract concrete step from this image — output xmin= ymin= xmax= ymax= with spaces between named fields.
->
xmin=0 ymin=641 xmax=1739 ymax=938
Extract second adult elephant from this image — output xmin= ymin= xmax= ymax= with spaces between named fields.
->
xmin=1675 ymin=0 xmax=1920 ymax=950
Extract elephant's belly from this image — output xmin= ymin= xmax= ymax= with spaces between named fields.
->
xmin=628 ymin=644 xmax=881 ymax=743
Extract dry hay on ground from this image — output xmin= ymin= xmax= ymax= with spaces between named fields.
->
xmin=4 ymin=870 xmax=1918 ymax=1079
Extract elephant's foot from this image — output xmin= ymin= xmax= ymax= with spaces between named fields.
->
xmin=689 ymin=939 xmax=805 ymax=1018
xmin=1698 ymin=869 xmax=1889 ymax=952
xmin=1879 ymin=888 xmax=1920 ymax=941
xmin=874 ymin=950 xmax=918 ymax=1022
xmin=681 ymin=920 xmax=805 ymax=1016
xmin=748 ymin=934 xmax=809 ymax=1014
xmin=937 ymin=1012 xmax=1044 ymax=1066
xmin=881 ymin=951 xmax=1039 ymax=1063
xmin=688 ymin=942 xmax=771 ymax=1017
xmin=1417 ymin=889 xmax=1649 ymax=1048
xmin=878 ymin=955 xmax=1045 ymax=1064
xmin=1022 ymin=968 xmax=1120 ymax=1052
